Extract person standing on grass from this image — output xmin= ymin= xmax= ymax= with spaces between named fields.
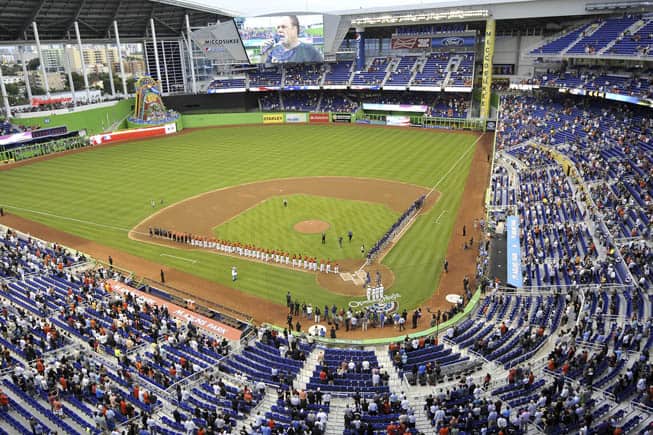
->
xmin=283 ymin=199 xmax=288 ymax=207
xmin=321 ymin=232 xmax=326 ymax=245
xmin=348 ymin=230 xmax=353 ymax=242
xmin=231 ymin=266 xmax=238 ymax=282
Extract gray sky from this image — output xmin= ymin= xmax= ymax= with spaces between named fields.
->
xmin=184 ymin=0 xmax=477 ymax=17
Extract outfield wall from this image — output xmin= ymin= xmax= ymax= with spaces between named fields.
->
xmin=14 ymin=99 xmax=134 ymax=135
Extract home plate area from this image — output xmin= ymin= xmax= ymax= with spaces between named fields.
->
xmin=340 ymin=270 xmax=367 ymax=286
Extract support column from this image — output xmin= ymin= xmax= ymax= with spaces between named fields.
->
xmin=32 ymin=21 xmax=50 ymax=98
xmin=20 ymin=46 xmax=32 ymax=102
xmin=74 ymin=21 xmax=91 ymax=102
xmin=64 ymin=46 xmax=76 ymax=107
xmin=0 ymin=66 xmax=12 ymax=118
xmin=105 ymin=45 xmax=116 ymax=97
xmin=113 ymin=21 xmax=128 ymax=97
xmin=185 ymin=14 xmax=197 ymax=94
xmin=149 ymin=18 xmax=162 ymax=83
xmin=160 ymin=40 xmax=169 ymax=94
xmin=480 ymin=18 xmax=496 ymax=119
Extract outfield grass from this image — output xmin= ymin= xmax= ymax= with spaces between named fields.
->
xmin=0 ymin=124 xmax=477 ymax=311
xmin=214 ymin=194 xmax=398 ymax=260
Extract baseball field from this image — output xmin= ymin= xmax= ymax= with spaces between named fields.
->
xmin=0 ymin=123 xmax=487 ymax=330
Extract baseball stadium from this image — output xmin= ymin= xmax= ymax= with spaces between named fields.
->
xmin=0 ymin=0 xmax=651 ymax=433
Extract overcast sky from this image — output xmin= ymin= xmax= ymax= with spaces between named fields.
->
xmin=185 ymin=0 xmax=483 ymax=17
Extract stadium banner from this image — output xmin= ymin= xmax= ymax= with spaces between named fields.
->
xmin=350 ymin=84 xmax=381 ymax=90
xmin=485 ymin=120 xmax=497 ymax=131
xmin=506 ymin=216 xmax=523 ymax=288
xmin=309 ymin=113 xmax=330 ymax=123
xmin=282 ymin=85 xmax=320 ymax=91
xmin=383 ymin=85 xmax=409 ymax=91
xmin=362 ymin=103 xmax=428 ymax=113
xmin=555 ymin=86 xmax=653 ymax=108
xmin=249 ymin=86 xmax=281 ymax=92
xmin=355 ymin=31 xmax=365 ymax=71
xmin=262 ymin=114 xmax=284 ymax=124
xmin=355 ymin=119 xmax=371 ymax=125
xmin=444 ymin=86 xmax=473 ymax=93
xmin=408 ymin=85 xmax=442 ymax=92
xmin=391 ymin=37 xmax=431 ymax=50
xmin=191 ymin=20 xmax=249 ymax=63
xmin=386 ymin=115 xmax=411 ymax=127
xmin=322 ymin=85 xmax=348 ymax=90
xmin=0 ymin=131 xmax=33 ymax=146
xmin=480 ymin=18 xmax=495 ymax=118
xmin=285 ymin=113 xmax=307 ymax=123
xmin=207 ymin=88 xmax=247 ymax=94
xmin=89 ymin=123 xmax=176 ymax=145
xmin=431 ymin=36 xmax=476 ymax=47
xmin=107 ymin=280 xmax=242 ymax=340
xmin=332 ymin=113 xmax=352 ymax=123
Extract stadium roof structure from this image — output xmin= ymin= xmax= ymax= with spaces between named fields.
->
xmin=0 ymin=0 xmax=231 ymax=42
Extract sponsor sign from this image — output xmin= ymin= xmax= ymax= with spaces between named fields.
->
xmin=0 ymin=131 xmax=33 ymax=146
xmin=89 ymin=123 xmax=176 ymax=145
xmin=332 ymin=113 xmax=351 ymax=123
xmin=506 ymin=216 xmax=523 ymax=288
xmin=285 ymin=113 xmax=307 ymax=123
xmin=191 ymin=20 xmax=249 ymax=63
xmin=386 ymin=115 xmax=411 ymax=127
xmin=431 ymin=36 xmax=476 ymax=47
xmin=355 ymin=32 xmax=366 ymax=71
xmin=309 ymin=113 xmax=329 ymax=123
xmin=362 ymin=103 xmax=428 ymax=113
xmin=107 ymin=280 xmax=241 ymax=340
xmin=391 ymin=37 xmax=431 ymax=50
xmin=485 ymin=120 xmax=496 ymax=131
xmin=31 ymin=96 xmax=72 ymax=106
xmin=262 ymin=113 xmax=284 ymax=124
xmin=480 ymin=19 xmax=495 ymax=118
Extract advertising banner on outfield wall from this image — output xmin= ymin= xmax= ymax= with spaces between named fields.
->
xmin=262 ymin=114 xmax=284 ymax=124
xmin=89 ymin=123 xmax=177 ymax=145
xmin=386 ymin=115 xmax=411 ymax=127
xmin=332 ymin=113 xmax=351 ymax=123
xmin=309 ymin=113 xmax=330 ymax=123
xmin=107 ymin=280 xmax=242 ymax=340
xmin=285 ymin=113 xmax=307 ymax=123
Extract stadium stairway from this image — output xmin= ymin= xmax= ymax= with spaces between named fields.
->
xmin=324 ymin=396 xmax=347 ymax=435
xmin=563 ymin=21 xmax=605 ymax=54
xmin=373 ymin=346 xmax=403 ymax=392
xmin=234 ymin=386 xmax=277 ymax=434
xmin=293 ymin=346 xmax=322 ymax=391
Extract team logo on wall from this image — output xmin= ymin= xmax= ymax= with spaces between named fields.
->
xmin=348 ymin=293 xmax=400 ymax=314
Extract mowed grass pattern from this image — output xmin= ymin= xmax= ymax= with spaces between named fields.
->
xmin=214 ymin=194 xmax=398 ymax=260
xmin=0 ymin=125 xmax=477 ymax=310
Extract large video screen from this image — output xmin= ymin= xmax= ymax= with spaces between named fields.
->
xmin=236 ymin=15 xmax=324 ymax=64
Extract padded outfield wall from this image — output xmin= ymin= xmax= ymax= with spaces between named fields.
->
xmin=13 ymin=99 xmax=134 ymax=135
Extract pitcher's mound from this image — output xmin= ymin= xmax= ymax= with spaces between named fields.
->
xmin=294 ymin=220 xmax=330 ymax=234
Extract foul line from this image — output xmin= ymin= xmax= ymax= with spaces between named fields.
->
xmin=363 ymin=134 xmax=483 ymax=270
xmin=0 ymin=204 xmax=150 ymax=236
xmin=434 ymin=210 xmax=448 ymax=224
xmin=160 ymin=253 xmax=197 ymax=264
